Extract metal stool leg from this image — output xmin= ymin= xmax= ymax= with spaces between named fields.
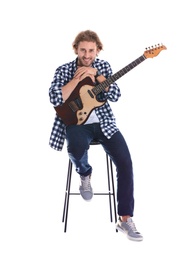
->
xmin=106 ymin=154 xmax=113 ymax=222
xmin=62 ymin=159 xmax=73 ymax=232
xmin=109 ymin=157 xmax=118 ymax=231
xmin=106 ymin=155 xmax=118 ymax=225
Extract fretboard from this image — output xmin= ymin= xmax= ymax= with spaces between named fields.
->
xmin=92 ymin=55 xmax=146 ymax=95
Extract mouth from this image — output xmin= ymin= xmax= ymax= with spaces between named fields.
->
xmin=83 ymin=58 xmax=90 ymax=63
xmin=82 ymin=59 xmax=91 ymax=66
xmin=78 ymin=57 xmax=92 ymax=67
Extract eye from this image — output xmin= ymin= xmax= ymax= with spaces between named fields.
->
xmin=80 ymin=48 xmax=86 ymax=53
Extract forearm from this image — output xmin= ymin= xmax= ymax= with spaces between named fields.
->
xmin=96 ymin=72 xmax=121 ymax=101
xmin=104 ymin=83 xmax=121 ymax=102
xmin=61 ymin=77 xmax=79 ymax=102
xmin=95 ymin=74 xmax=109 ymax=92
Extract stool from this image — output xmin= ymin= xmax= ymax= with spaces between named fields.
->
xmin=62 ymin=140 xmax=117 ymax=232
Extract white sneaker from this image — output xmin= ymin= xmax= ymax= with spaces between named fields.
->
xmin=79 ymin=175 xmax=93 ymax=201
xmin=116 ymin=217 xmax=143 ymax=241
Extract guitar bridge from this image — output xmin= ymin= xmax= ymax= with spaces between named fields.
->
xmin=68 ymin=98 xmax=83 ymax=112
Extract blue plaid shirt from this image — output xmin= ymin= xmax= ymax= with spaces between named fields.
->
xmin=49 ymin=58 xmax=121 ymax=151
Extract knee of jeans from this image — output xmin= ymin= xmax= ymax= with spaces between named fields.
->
xmin=68 ymin=146 xmax=89 ymax=161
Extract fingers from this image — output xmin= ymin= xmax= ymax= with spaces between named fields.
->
xmin=75 ymin=67 xmax=96 ymax=77
xmin=80 ymin=73 xmax=95 ymax=82
xmin=74 ymin=67 xmax=96 ymax=82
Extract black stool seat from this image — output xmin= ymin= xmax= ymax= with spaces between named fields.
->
xmin=62 ymin=140 xmax=117 ymax=232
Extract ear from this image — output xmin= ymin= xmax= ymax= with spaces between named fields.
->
xmin=96 ymin=48 xmax=101 ymax=56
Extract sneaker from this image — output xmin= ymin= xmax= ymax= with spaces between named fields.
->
xmin=79 ymin=174 xmax=93 ymax=201
xmin=116 ymin=217 xmax=143 ymax=241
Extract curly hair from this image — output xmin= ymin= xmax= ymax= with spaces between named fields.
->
xmin=72 ymin=30 xmax=103 ymax=54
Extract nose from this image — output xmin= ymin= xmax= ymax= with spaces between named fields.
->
xmin=84 ymin=50 xmax=90 ymax=57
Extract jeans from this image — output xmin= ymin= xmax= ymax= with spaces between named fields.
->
xmin=66 ymin=123 xmax=134 ymax=216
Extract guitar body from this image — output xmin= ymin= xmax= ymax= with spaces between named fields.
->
xmin=54 ymin=77 xmax=106 ymax=126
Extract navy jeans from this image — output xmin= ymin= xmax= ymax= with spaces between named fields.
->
xmin=66 ymin=123 xmax=134 ymax=216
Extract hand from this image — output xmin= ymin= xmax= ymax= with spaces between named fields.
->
xmin=74 ymin=67 xmax=97 ymax=82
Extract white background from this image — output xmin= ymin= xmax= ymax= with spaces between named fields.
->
xmin=1 ymin=0 xmax=194 ymax=259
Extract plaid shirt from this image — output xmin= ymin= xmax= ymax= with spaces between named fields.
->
xmin=49 ymin=58 xmax=121 ymax=151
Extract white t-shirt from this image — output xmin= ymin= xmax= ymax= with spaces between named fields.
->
xmin=84 ymin=110 xmax=99 ymax=124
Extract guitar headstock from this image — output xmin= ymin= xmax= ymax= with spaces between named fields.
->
xmin=144 ymin=44 xmax=167 ymax=58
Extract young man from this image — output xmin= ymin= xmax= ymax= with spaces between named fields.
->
xmin=49 ymin=30 xmax=143 ymax=241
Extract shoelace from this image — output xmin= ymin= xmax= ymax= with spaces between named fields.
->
xmin=126 ymin=219 xmax=138 ymax=233
xmin=81 ymin=176 xmax=91 ymax=191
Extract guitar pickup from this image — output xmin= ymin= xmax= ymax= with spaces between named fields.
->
xmin=68 ymin=98 xmax=83 ymax=112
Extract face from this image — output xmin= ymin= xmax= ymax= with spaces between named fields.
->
xmin=76 ymin=41 xmax=99 ymax=67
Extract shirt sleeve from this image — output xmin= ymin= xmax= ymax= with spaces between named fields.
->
xmin=49 ymin=66 xmax=68 ymax=107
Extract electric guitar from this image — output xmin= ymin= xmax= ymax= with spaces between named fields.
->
xmin=54 ymin=44 xmax=167 ymax=126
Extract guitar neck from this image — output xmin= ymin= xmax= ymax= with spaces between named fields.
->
xmin=93 ymin=54 xmax=146 ymax=95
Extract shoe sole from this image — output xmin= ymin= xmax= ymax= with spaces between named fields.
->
xmin=80 ymin=196 xmax=93 ymax=201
